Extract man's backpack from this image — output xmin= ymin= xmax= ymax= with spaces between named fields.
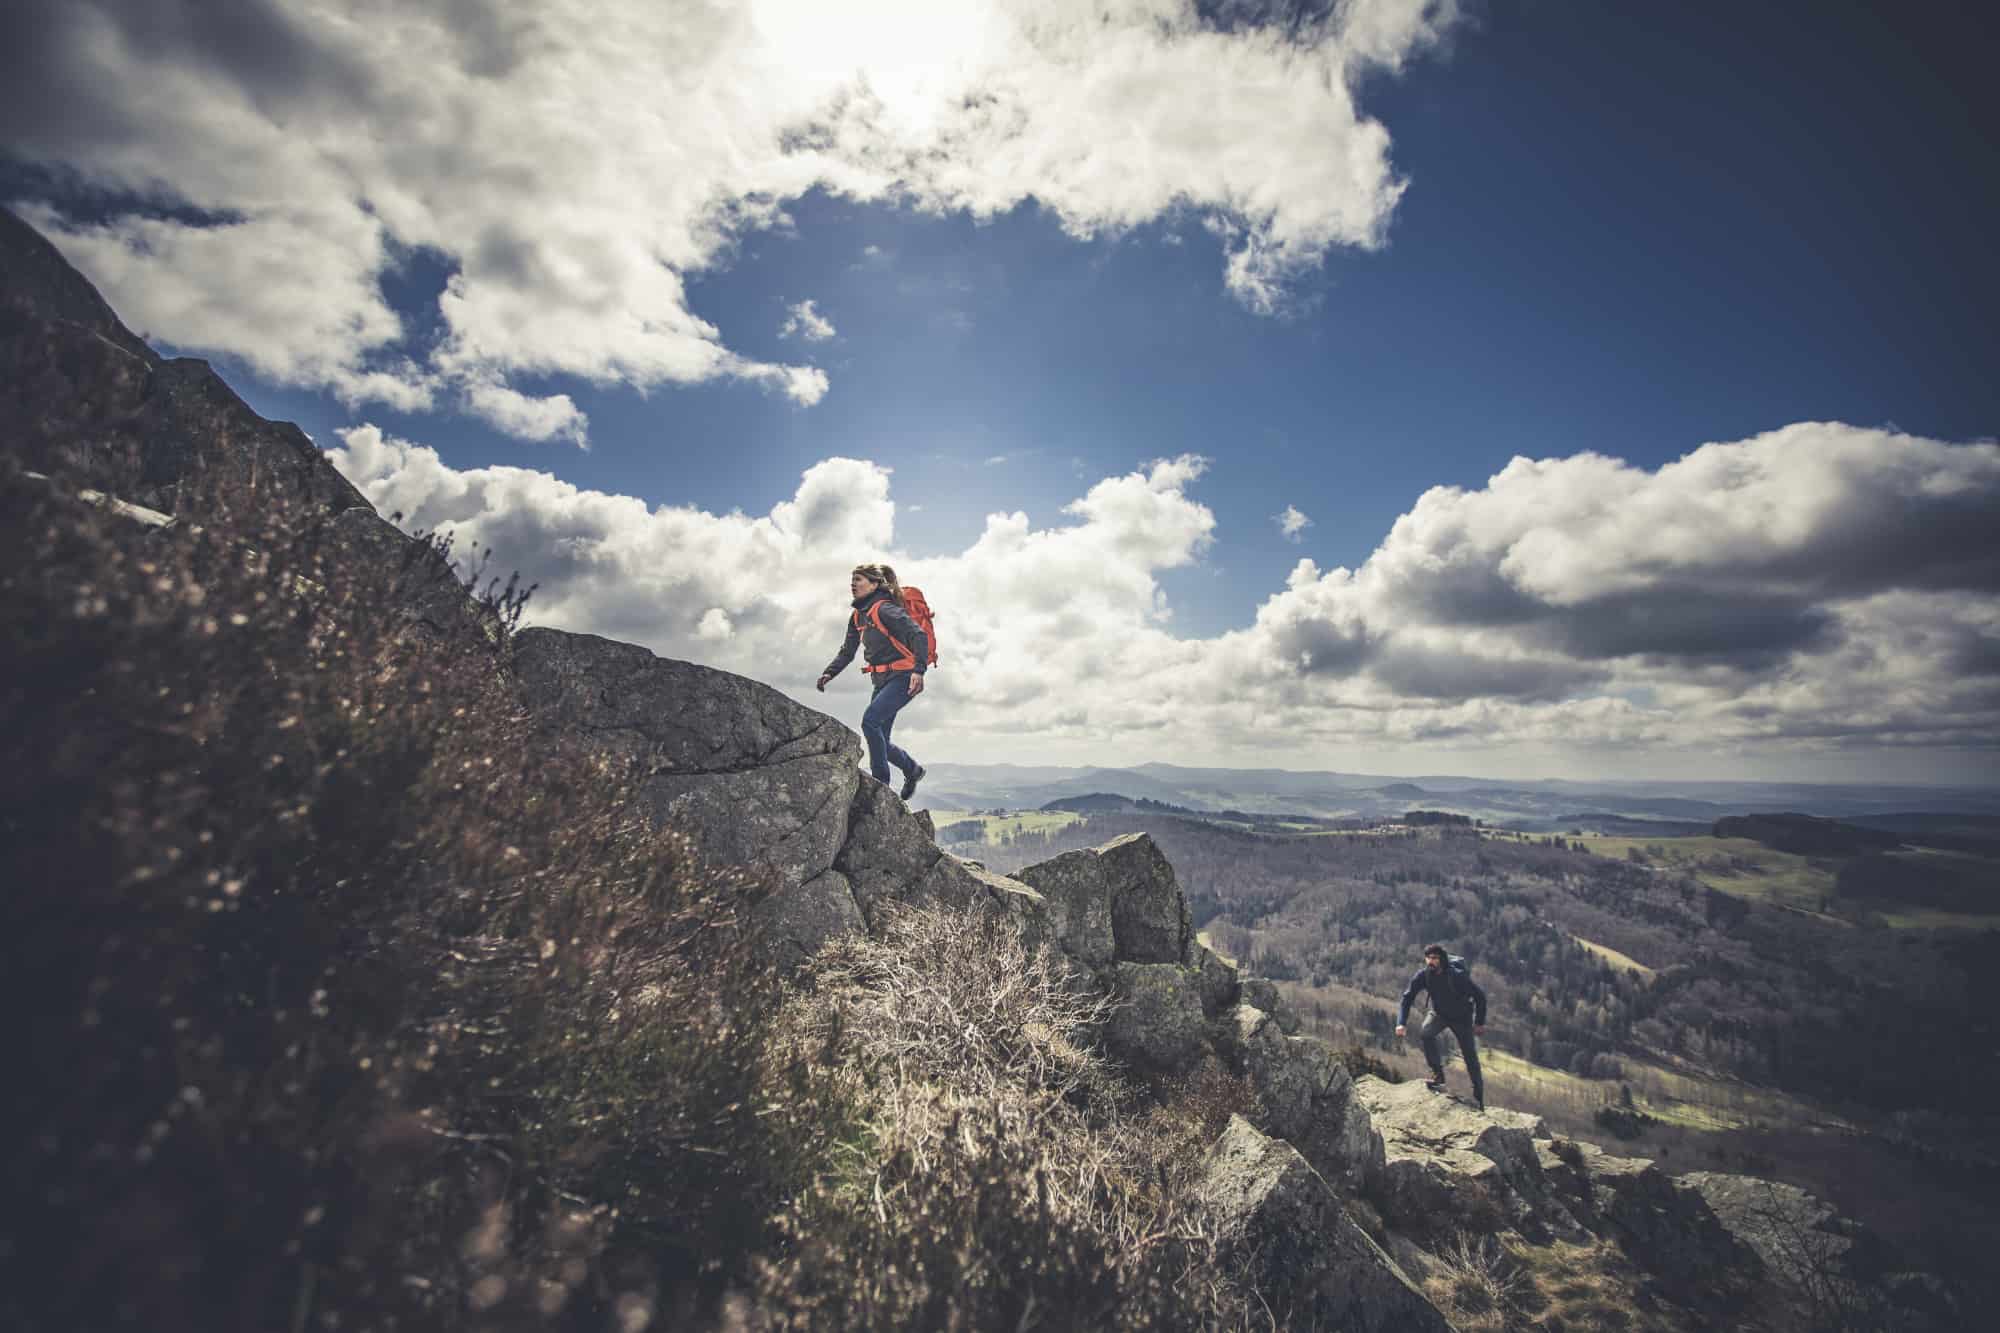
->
xmin=1443 ymin=955 xmax=1473 ymax=1006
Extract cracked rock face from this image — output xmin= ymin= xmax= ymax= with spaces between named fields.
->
xmin=1190 ymin=942 xmax=1240 ymax=1016
xmin=509 ymin=627 xmax=863 ymax=940
xmin=1230 ymin=1009 xmax=1382 ymax=1195
xmin=1198 ymin=1116 xmax=1453 ymax=1333
xmin=1014 ymin=830 xmax=1195 ymax=971
xmin=835 ymin=779 xmax=944 ymax=925
xmin=1012 ymin=845 xmax=1117 ymax=969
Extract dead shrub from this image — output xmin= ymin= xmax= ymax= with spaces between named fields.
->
xmin=1423 ymin=1233 xmax=1527 ymax=1333
xmin=750 ymin=902 xmax=1248 ymax=1330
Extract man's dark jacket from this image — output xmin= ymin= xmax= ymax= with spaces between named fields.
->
xmin=822 ymin=588 xmax=930 ymax=681
xmin=1400 ymin=958 xmax=1487 ymax=1027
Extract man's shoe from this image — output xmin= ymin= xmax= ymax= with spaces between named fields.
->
xmin=1473 ymin=1096 xmax=1485 ymax=1112
xmin=899 ymin=763 xmax=926 ymax=800
xmin=1424 ymin=1074 xmax=1446 ymax=1091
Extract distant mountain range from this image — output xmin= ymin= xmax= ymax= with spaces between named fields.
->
xmin=919 ymin=761 xmax=2000 ymax=829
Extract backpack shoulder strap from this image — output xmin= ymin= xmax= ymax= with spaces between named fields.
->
xmin=866 ymin=600 xmax=916 ymax=668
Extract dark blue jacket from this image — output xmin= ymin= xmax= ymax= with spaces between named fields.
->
xmin=1400 ymin=957 xmax=1487 ymax=1026
xmin=823 ymin=588 xmax=929 ymax=680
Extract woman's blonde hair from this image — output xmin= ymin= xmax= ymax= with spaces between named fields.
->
xmin=852 ymin=562 xmax=904 ymax=603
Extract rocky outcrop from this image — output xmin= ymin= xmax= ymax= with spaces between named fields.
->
xmin=2 ymin=206 xmax=367 ymax=518
xmin=508 ymin=627 xmax=865 ymax=964
xmin=1013 ymin=832 xmax=1191 ymax=971
xmin=1677 ymin=1171 xmax=1854 ymax=1285
xmin=1197 ymin=1116 xmax=1453 ymax=1332
xmin=1103 ymin=962 xmax=1207 ymax=1072
xmin=1580 ymin=1151 xmax=1761 ymax=1316
xmin=1356 ymin=1075 xmax=1558 ymax=1238
xmin=1229 ymin=1006 xmax=1383 ymax=1195
xmin=1362 ymin=1079 xmax=1769 ymax=1317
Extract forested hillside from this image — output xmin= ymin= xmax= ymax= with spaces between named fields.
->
xmin=981 ymin=816 xmax=1990 ymax=1119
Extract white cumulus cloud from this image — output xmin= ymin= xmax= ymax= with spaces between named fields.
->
xmin=1276 ymin=504 xmax=1312 ymax=541
xmin=779 ymin=299 xmax=836 ymax=342
xmin=324 ymin=420 xmax=2000 ymax=772
xmin=3 ymin=0 xmax=1460 ymax=437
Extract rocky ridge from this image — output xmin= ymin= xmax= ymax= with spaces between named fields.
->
xmin=3 ymin=202 xmax=1915 ymax=1329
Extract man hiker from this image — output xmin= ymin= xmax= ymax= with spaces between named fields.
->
xmin=817 ymin=563 xmax=928 ymax=799
xmin=1397 ymin=943 xmax=1489 ymax=1111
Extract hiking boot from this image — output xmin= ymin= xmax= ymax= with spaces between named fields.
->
xmin=1424 ymin=1073 xmax=1446 ymax=1091
xmin=899 ymin=763 xmax=926 ymax=800
xmin=1473 ymin=1095 xmax=1486 ymax=1112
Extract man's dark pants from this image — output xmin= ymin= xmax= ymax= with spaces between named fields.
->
xmin=1420 ymin=1012 xmax=1484 ymax=1102
xmin=860 ymin=672 xmax=918 ymax=785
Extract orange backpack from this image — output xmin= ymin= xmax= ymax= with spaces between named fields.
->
xmin=854 ymin=587 xmax=940 ymax=671
xmin=901 ymin=587 xmax=939 ymax=667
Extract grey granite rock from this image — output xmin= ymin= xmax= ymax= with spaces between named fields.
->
xmin=1097 ymin=831 xmax=1192 ymax=963
xmin=510 ymin=627 xmax=859 ymax=895
xmin=836 ymin=778 xmax=945 ymax=924
xmin=1197 ymin=1116 xmax=1453 ymax=1332
xmin=1104 ymin=962 xmax=1207 ymax=1073
xmin=1354 ymin=1075 xmax=1549 ymax=1236
xmin=752 ymin=868 xmax=866 ymax=969
xmin=1230 ymin=1008 xmax=1383 ymax=1195
xmin=1239 ymin=976 xmax=1301 ymax=1033
xmin=1013 ymin=845 xmax=1116 ymax=969
xmin=2 ymin=206 xmax=370 ymax=519
xmin=1190 ymin=942 xmax=1240 ymax=1016
xmin=1584 ymin=1154 xmax=1760 ymax=1316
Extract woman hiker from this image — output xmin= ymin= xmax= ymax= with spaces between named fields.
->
xmin=817 ymin=563 xmax=928 ymax=799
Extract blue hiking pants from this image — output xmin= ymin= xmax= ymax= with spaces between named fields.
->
xmin=860 ymin=672 xmax=919 ymax=785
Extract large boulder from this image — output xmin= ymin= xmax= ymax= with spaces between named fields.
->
xmin=1097 ymin=831 xmax=1192 ymax=963
xmin=1578 ymin=1150 xmax=1760 ymax=1316
xmin=509 ymin=628 xmax=862 ymax=921
xmin=1197 ymin=1116 xmax=1453 ymax=1332
xmin=1229 ymin=1006 xmax=1382 ymax=1195
xmin=1675 ymin=1170 xmax=1925 ymax=1323
xmin=1011 ymin=846 xmax=1116 ymax=969
xmin=1014 ymin=832 xmax=1190 ymax=969
xmin=1354 ymin=1076 xmax=1551 ymax=1236
xmin=1103 ymin=962 xmax=1207 ymax=1073
xmin=835 ymin=779 xmax=946 ymax=925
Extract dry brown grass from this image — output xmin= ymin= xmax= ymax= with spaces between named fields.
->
xmin=750 ymin=902 xmax=1250 ymax=1330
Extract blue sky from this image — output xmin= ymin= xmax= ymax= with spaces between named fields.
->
xmin=5 ymin=1 xmax=1997 ymax=780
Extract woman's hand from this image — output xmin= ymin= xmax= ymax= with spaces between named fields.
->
xmin=816 ymin=674 xmax=831 ymax=692
xmin=907 ymin=673 xmax=925 ymax=697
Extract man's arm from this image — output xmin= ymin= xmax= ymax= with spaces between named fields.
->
xmin=1467 ymin=975 xmax=1488 ymax=1026
xmin=1398 ymin=970 xmax=1423 ymax=1029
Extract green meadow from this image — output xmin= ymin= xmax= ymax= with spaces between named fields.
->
xmin=922 ymin=809 xmax=1085 ymax=845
